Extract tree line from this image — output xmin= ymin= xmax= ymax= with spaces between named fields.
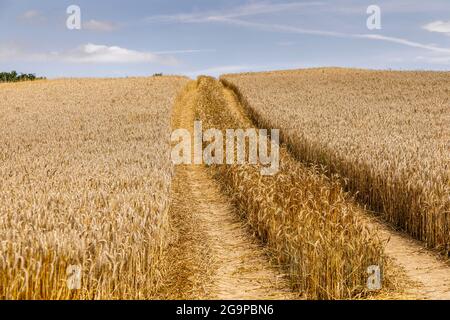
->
xmin=0 ymin=71 xmax=45 ymax=83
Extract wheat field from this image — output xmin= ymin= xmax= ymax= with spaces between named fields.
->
xmin=1 ymin=70 xmax=449 ymax=300
xmin=0 ymin=77 xmax=187 ymax=299
xmin=222 ymin=68 xmax=450 ymax=253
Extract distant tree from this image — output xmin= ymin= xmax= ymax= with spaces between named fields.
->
xmin=0 ymin=71 xmax=45 ymax=83
xmin=152 ymin=73 xmax=163 ymax=77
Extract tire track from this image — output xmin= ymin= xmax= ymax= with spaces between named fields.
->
xmin=165 ymin=81 xmax=298 ymax=300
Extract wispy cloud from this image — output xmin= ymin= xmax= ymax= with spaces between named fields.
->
xmin=276 ymin=41 xmax=296 ymax=47
xmin=331 ymin=0 xmax=450 ymax=15
xmin=152 ymin=49 xmax=216 ymax=55
xmin=203 ymin=17 xmax=450 ymax=54
xmin=184 ymin=63 xmax=303 ymax=77
xmin=145 ymin=2 xmax=450 ymax=55
xmin=187 ymin=65 xmax=255 ymax=76
xmin=18 ymin=10 xmax=46 ymax=22
xmin=423 ymin=21 xmax=450 ymax=35
xmin=415 ymin=53 xmax=450 ymax=65
xmin=417 ymin=56 xmax=450 ymax=65
xmin=84 ymin=20 xmax=118 ymax=32
xmin=184 ymin=65 xmax=272 ymax=78
xmin=356 ymin=34 xmax=450 ymax=53
xmin=0 ymin=44 xmax=48 ymax=61
xmin=146 ymin=1 xmax=324 ymax=23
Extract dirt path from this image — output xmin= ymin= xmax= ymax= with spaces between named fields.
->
xmin=373 ymin=218 xmax=450 ymax=299
xmin=165 ymin=82 xmax=298 ymax=300
xmin=186 ymin=166 xmax=296 ymax=299
xmin=222 ymin=81 xmax=450 ymax=300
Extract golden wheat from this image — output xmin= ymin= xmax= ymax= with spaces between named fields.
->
xmin=221 ymin=68 xmax=450 ymax=253
xmin=189 ymin=77 xmax=386 ymax=299
xmin=0 ymin=77 xmax=187 ymax=299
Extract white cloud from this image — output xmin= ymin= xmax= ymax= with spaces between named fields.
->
xmin=63 ymin=44 xmax=178 ymax=64
xmin=0 ymin=44 xmax=179 ymax=65
xmin=84 ymin=20 xmax=118 ymax=32
xmin=423 ymin=21 xmax=450 ymax=35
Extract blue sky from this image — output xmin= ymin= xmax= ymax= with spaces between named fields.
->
xmin=1 ymin=0 xmax=449 ymax=78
